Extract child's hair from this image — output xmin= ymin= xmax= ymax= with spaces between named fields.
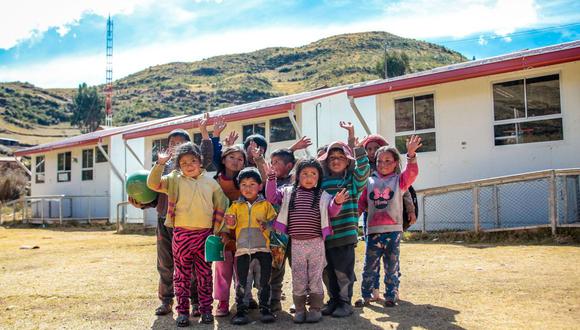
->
xmin=234 ymin=167 xmax=262 ymax=189
xmin=167 ymin=128 xmax=191 ymax=142
xmin=270 ymin=148 xmax=296 ymax=166
xmin=289 ymin=158 xmax=323 ymax=209
xmin=243 ymin=134 xmax=268 ymax=152
xmin=375 ymin=146 xmax=401 ymax=174
xmin=174 ymin=142 xmax=202 ymax=170
xmin=217 ymin=145 xmax=247 ymax=175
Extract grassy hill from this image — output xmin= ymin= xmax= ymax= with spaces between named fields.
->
xmin=0 ymin=31 xmax=467 ymax=145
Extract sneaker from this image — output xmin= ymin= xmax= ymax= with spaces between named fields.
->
xmin=176 ymin=314 xmax=190 ymax=327
xmin=289 ymin=304 xmax=296 ymax=314
xmin=354 ymin=298 xmax=370 ymax=308
xmin=305 ymin=310 xmax=322 ymax=323
xmin=199 ymin=313 xmax=214 ymax=324
xmin=331 ymin=303 xmax=353 ymax=318
xmin=270 ymin=300 xmax=282 ymax=312
xmin=231 ymin=310 xmax=250 ymax=325
xmin=248 ymin=298 xmax=259 ymax=310
xmin=260 ymin=308 xmax=276 ymax=323
xmin=384 ymin=298 xmax=397 ymax=307
xmin=370 ymin=288 xmax=382 ymax=302
xmin=154 ymin=303 xmax=173 ymax=316
xmin=216 ymin=301 xmax=229 ymax=317
xmin=321 ymin=300 xmax=338 ymax=316
xmin=293 ymin=311 xmax=306 ymax=324
xmin=191 ymin=303 xmax=201 ymax=317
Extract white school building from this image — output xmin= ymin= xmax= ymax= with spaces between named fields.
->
xmin=14 ymin=40 xmax=580 ymax=227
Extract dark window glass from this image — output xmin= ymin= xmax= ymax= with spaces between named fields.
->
xmin=242 ymin=123 xmax=266 ymax=141
xmin=414 ymin=94 xmax=435 ymax=130
xmin=82 ymin=149 xmax=93 ymax=169
xmin=269 ymin=117 xmax=296 ymax=143
xmin=493 ymin=79 xmax=525 ymax=121
xmin=395 ymin=132 xmax=436 ymax=154
xmin=95 ymin=145 xmax=108 ymax=163
xmin=82 ymin=170 xmax=93 ymax=181
xmin=57 ymin=152 xmax=71 ymax=171
xmin=395 ymin=97 xmax=414 ymax=132
xmin=494 ymin=118 xmax=563 ymax=146
xmin=526 ymin=74 xmax=560 ymax=117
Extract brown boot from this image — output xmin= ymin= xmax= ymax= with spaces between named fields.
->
xmin=306 ymin=293 xmax=324 ymax=323
xmin=293 ymin=295 xmax=307 ymax=324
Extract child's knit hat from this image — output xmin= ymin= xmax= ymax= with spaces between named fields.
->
xmin=317 ymin=141 xmax=355 ymax=173
xmin=361 ymin=134 xmax=389 ymax=148
xmin=243 ymin=134 xmax=268 ymax=152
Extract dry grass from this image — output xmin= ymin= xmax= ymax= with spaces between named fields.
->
xmin=0 ymin=227 xmax=578 ymax=330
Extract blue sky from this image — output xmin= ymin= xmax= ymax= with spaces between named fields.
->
xmin=0 ymin=0 xmax=579 ymax=88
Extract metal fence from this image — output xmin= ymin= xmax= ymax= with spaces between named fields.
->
xmin=1 ymin=194 xmax=110 ymax=224
xmin=411 ymin=169 xmax=580 ymax=234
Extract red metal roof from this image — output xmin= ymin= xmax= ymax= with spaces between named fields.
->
xmin=123 ymin=85 xmax=348 ymax=140
xmin=347 ymin=40 xmax=580 ymax=98
xmin=14 ymin=115 xmax=187 ymax=156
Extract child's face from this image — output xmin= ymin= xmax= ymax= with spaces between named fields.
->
xmin=376 ymin=151 xmax=397 ymax=176
xmin=178 ymin=154 xmax=202 ymax=178
xmin=270 ymin=156 xmax=293 ymax=179
xmin=239 ymin=177 xmax=262 ymax=202
xmin=168 ymin=135 xmax=187 ymax=153
xmin=365 ymin=142 xmax=381 ymax=163
xmin=328 ymin=150 xmax=349 ymax=175
xmin=299 ymin=167 xmax=319 ymax=189
xmin=223 ymin=151 xmax=245 ymax=173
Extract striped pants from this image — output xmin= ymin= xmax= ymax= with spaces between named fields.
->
xmin=172 ymin=228 xmax=213 ymax=315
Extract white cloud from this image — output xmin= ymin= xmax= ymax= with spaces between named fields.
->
xmin=478 ymin=35 xmax=488 ymax=45
xmin=0 ymin=0 xmax=155 ymax=49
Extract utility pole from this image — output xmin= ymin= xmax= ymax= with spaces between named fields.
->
xmin=105 ymin=15 xmax=114 ymax=127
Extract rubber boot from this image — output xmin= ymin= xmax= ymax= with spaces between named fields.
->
xmin=293 ymin=295 xmax=307 ymax=324
xmin=306 ymin=293 xmax=324 ymax=323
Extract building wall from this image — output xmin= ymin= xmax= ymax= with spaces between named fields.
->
xmin=375 ymin=61 xmax=580 ymax=189
xmin=30 ymin=139 xmax=111 ymax=220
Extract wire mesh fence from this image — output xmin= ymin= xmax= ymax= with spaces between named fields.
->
xmin=414 ymin=169 xmax=580 ymax=233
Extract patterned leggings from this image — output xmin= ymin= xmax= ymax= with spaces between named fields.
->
xmin=172 ymin=228 xmax=213 ymax=315
xmin=361 ymin=232 xmax=401 ymax=301
xmin=291 ymin=237 xmax=326 ymax=296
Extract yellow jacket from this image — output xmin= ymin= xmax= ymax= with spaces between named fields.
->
xmin=226 ymin=195 xmax=277 ymax=257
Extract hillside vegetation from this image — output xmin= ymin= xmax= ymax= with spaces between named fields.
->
xmin=0 ymin=31 xmax=467 ymax=142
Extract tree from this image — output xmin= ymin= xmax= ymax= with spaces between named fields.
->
xmin=374 ymin=51 xmax=411 ymax=79
xmin=71 ymin=83 xmax=105 ymax=132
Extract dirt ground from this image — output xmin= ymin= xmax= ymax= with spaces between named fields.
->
xmin=0 ymin=227 xmax=579 ymax=330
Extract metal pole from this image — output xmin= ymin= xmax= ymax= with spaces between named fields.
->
xmin=59 ymin=198 xmax=63 ymax=225
xmin=549 ymin=171 xmax=557 ymax=235
xmin=561 ymin=176 xmax=568 ymax=225
xmin=41 ymin=198 xmax=44 ymax=224
xmin=421 ymin=194 xmax=427 ymax=234
xmin=493 ymin=185 xmax=500 ymax=229
xmin=88 ymin=197 xmax=92 ymax=223
xmin=124 ymin=140 xmax=145 ymax=169
xmin=348 ymin=96 xmax=372 ymax=135
xmin=473 ymin=185 xmax=480 ymax=233
xmin=287 ymin=108 xmax=312 ymax=157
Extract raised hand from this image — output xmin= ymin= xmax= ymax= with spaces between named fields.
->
xmin=334 ymin=188 xmax=350 ymax=205
xmin=199 ymin=112 xmax=210 ymax=139
xmin=354 ymin=136 xmax=364 ymax=148
xmin=339 ymin=121 xmax=355 ymax=136
xmin=406 ymin=135 xmax=423 ymax=156
xmin=290 ymin=136 xmax=312 ymax=152
xmin=157 ymin=148 xmax=173 ymax=165
xmin=265 ymin=162 xmax=276 ymax=178
xmin=213 ymin=116 xmax=227 ymax=138
xmin=248 ymin=140 xmax=263 ymax=159
xmin=224 ymin=130 xmax=239 ymax=147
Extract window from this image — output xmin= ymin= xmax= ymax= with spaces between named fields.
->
xmin=82 ymin=149 xmax=93 ymax=181
xmin=152 ymin=139 xmax=168 ymax=163
xmin=394 ymin=94 xmax=436 ymax=153
xmin=193 ymin=131 xmax=213 ymax=145
xmin=493 ymin=74 xmax=562 ymax=145
xmin=57 ymin=152 xmax=71 ymax=182
xmin=95 ymin=145 xmax=108 ymax=163
xmin=242 ymin=123 xmax=266 ymax=142
xmin=269 ymin=117 xmax=296 ymax=143
xmin=35 ymin=155 xmax=45 ymax=184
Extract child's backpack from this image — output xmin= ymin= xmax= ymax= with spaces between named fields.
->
xmin=402 ymin=185 xmax=418 ymax=231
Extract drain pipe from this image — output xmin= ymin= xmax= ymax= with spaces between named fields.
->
xmin=348 ymin=96 xmax=372 ymax=136
xmin=14 ymin=156 xmax=32 ymax=176
xmin=287 ymin=104 xmax=311 ymax=157
xmin=124 ymin=140 xmax=145 ymax=169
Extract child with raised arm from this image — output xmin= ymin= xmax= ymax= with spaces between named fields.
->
xmin=357 ymin=136 xmax=422 ymax=307
xmin=147 ymin=142 xmax=228 ymax=327
xmin=267 ymin=158 xmax=348 ymax=323
xmin=225 ymin=168 xmax=278 ymax=325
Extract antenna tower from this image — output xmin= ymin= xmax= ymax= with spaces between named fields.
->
xmin=105 ymin=15 xmax=114 ymax=126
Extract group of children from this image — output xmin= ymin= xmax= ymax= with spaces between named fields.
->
xmin=144 ymin=113 xmax=421 ymax=327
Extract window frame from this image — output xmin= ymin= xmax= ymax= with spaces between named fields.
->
xmin=81 ymin=149 xmax=94 ymax=181
xmin=242 ymin=122 xmax=266 ymax=142
xmin=269 ymin=116 xmax=297 ymax=143
xmin=57 ymin=151 xmax=72 ymax=183
xmin=491 ymin=72 xmax=564 ymax=147
xmin=35 ymin=155 xmax=45 ymax=184
xmin=393 ymin=92 xmax=437 ymax=154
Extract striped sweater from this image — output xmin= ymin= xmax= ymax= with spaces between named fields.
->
xmin=321 ymin=147 xmax=370 ymax=248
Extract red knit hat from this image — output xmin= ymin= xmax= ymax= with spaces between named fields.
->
xmin=361 ymin=134 xmax=389 ymax=148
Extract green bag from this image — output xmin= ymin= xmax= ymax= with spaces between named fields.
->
xmin=204 ymin=235 xmax=225 ymax=262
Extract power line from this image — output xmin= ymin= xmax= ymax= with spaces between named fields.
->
xmin=432 ymin=22 xmax=580 ymax=45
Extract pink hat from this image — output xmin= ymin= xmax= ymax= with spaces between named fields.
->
xmin=361 ymin=134 xmax=389 ymax=148
xmin=317 ymin=141 xmax=355 ymax=172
